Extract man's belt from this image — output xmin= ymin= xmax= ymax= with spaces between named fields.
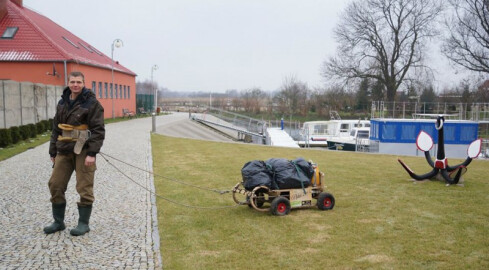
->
xmin=57 ymin=124 xmax=90 ymax=154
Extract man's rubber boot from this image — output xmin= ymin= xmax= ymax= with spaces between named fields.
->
xmin=70 ymin=205 xmax=92 ymax=236
xmin=43 ymin=203 xmax=66 ymax=234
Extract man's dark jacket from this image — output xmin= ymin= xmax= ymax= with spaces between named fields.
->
xmin=49 ymin=87 xmax=105 ymax=157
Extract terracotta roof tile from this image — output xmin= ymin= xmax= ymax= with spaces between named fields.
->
xmin=0 ymin=2 xmax=135 ymax=75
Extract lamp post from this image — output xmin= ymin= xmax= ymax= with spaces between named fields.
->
xmin=111 ymin=38 xmax=123 ymax=118
xmin=151 ymin=64 xmax=159 ymax=112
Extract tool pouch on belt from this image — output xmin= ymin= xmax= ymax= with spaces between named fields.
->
xmin=57 ymin=124 xmax=91 ymax=154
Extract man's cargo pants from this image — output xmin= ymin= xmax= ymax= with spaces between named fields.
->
xmin=48 ymin=149 xmax=96 ymax=206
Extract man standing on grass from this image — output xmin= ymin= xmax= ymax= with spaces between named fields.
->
xmin=43 ymin=71 xmax=105 ymax=236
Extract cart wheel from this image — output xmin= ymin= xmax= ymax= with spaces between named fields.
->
xmin=317 ymin=192 xmax=335 ymax=210
xmin=249 ymin=186 xmax=270 ymax=212
xmin=248 ymin=189 xmax=266 ymax=208
xmin=270 ymin=196 xmax=291 ymax=216
xmin=247 ymin=194 xmax=265 ymax=208
xmin=232 ymin=182 xmax=249 ymax=205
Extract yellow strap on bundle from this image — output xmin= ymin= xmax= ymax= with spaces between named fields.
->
xmin=57 ymin=124 xmax=89 ymax=142
xmin=57 ymin=135 xmax=77 ymax=142
xmin=58 ymin=124 xmax=88 ymax=131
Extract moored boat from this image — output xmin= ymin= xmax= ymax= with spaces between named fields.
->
xmin=326 ymin=127 xmax=370 ymax=151
xmin=297 ymin=119 xmax=370 ymax=148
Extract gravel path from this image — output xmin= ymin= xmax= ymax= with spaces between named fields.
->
xmin=0 ymin=115 xmax=164 ymax=269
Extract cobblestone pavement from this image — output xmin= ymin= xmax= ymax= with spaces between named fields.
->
xmin=0 ymin=116 xmax=165 ymax=269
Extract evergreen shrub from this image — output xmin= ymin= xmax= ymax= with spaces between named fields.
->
xmin=41 ymin=120 xmax=50 ymax=131
xmin=27 ymin=124 xmax=37 ymax=138
xmin=0 ymin=128 xmax=12 ymax=147
xmin=19 ymin=125 xmax=30 ymax=140
xmin=10 ymin=126 xmax=21 ymax=144
xmin=36 ymin=122 xmax=45 ymax=134
xmin=48 ymin=119 xmax=54 ymax=131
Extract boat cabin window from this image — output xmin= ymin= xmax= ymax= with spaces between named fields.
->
xmin=313 ymin=124 xmax=330 ymax=135
xmin=358 ymin=130 xmax=369 ymax=138
xmin=340 ymin=123 xmax=350 ymax=132
xmin=354 ymin=122 xmax=371 ymax=128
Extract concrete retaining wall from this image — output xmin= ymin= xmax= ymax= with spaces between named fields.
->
xmin=0 ymin=80 xmax=63 ymax=128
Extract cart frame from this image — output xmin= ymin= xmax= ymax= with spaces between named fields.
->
xmin=232 ymin=171 xmax=335 ymax=215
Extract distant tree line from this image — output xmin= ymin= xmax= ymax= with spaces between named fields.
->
xmin=137 ymin=76 xmax=489 ymax=119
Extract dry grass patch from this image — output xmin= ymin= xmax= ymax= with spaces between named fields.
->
xmin=152 ymin=134 xmax=489 ymax=269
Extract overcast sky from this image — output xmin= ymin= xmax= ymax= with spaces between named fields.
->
xmin=24 ymin=0 xmax=470 ymax=93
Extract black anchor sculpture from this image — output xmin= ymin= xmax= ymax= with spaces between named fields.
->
xmin=398 ymin=115 xmax=482 ymax=185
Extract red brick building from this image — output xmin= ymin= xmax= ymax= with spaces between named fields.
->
xmin=0 ymin=0 xmax=136 ymax=118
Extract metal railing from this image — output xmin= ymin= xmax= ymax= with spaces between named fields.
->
xmin=371 ymin=101 xmax=489 ymax=122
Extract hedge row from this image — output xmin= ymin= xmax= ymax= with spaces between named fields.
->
xmin=0 ymin=119 xmax=53 ymax=147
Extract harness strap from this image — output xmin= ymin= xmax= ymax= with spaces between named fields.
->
xmin=58 ymin=123 xmax=88 ymax=131
xmin=57 ymin=124 xmax=90 ymax=154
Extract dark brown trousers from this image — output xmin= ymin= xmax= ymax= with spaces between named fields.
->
xmin=48 ymin=149 xmax=96 ymax=206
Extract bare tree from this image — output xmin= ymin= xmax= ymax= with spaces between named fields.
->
xmin=475 ymin=80 xmax=489 ymax=102
xmin=309 ymin=88 xmax=329 ymax=117
xmin=136 ymin=80 xmax=156 ymax=95
xmin=240 ymin=88 xmax=267 ymax=113
xmin=371 ymin=79 xmax=385 ymax=101
xmin=325 ymin=86 xmax=356 ymax=113
xmin=442 ymin=0 xmax=489 ymax=74
xmin=273 ymin=76 xmax=309 ymax=116
xmin=231 ymin=97 xmax=241 ymax=112
xmin=323 ymin=0 xmax=443 ymax=103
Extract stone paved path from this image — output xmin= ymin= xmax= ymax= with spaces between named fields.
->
xmin=0 ymin=115 xmax=164 ymax=269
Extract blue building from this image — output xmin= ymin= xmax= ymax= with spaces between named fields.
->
xmin=370 ymin=118 xmax=479 ymax=158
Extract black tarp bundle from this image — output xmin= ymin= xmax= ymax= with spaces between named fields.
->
xmin=241 ymin=158 xmax=314 ymax=191
xmin=241 ymin=160 xmax=273 ymax=191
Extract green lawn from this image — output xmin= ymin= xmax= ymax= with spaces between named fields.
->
xmin=152 ymin=134 xmax=489 ymax=269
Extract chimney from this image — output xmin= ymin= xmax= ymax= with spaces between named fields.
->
xmin=0 ymin=0 xmax=7 ymax=21
xmin=11 ymin=0 xmax=22 ymax=7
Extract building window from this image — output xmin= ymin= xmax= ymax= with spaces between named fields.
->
xmin=110 ymin=83 xmax=113 ymax=98
xmin=119 ymin=85 xmax=123 ymax=99
xmin=104 ymin=83 xmax=108 ymax=98
xmin=128 ymin=86 xmax=130 ymax=99
xmin=124 ymin=86 xmax=127 ymax=99
xmin=62 ymin=36 xmax=79 ymax=48
xmin=99 ymin=82 xmax=103 ymax=98
xmin=2 ymin=27 xmax=18 ymax=39
xmin=92 ymin=81 xmax=96 ymax=94
xmin=115 ymin=84 xmax=118 ymax=98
